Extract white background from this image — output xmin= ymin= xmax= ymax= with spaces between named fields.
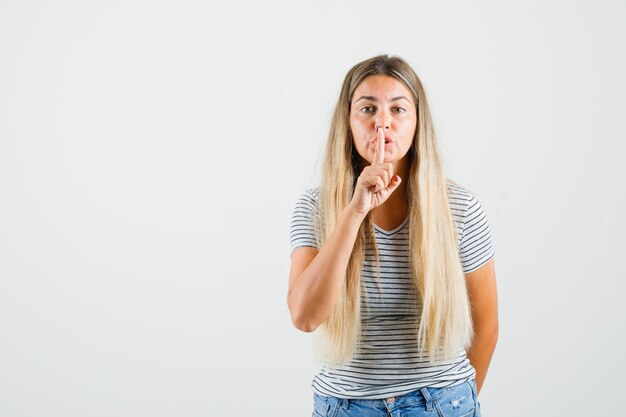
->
xmin=1 ymin=1 xmax=625 ymax=416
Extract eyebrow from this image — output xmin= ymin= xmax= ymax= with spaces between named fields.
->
xmin=354 ymin=95 xmax=412 ymax=104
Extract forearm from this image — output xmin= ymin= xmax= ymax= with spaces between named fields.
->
xmin=466 ymin=324 xmax=498 ymax=394
xmin=288 ymin=207 xmax=365 ymax=332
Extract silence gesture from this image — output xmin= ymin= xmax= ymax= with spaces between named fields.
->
xmin=348 ymin=126 xmax=402 ymax=217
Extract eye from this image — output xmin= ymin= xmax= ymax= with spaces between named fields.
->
xmin=392 ymin=107 xmax=406 ymax=113
xmin=360 ymin=106 xmax=375 ymax=113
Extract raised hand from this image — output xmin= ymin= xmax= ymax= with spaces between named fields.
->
xmin=348 ymin=126 xmax=402 ymax=217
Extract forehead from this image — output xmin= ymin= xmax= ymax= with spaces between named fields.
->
xmin=352 ymin=75 xmax=413 ymax=101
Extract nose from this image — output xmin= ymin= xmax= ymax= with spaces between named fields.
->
xmin=375 ymin=110 xmax=391 ymax=130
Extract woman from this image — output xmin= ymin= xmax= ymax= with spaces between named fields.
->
xmin=288 ymin=55 xmax=498 ymax=417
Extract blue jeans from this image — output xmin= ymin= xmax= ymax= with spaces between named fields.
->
xmin=312 ymin=379 xmax=481 ymax=417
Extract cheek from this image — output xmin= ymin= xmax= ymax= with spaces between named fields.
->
xmin=351 ymin=120 xmax=369 ymax=140
xmin=349 ymin=118 xmax=359 ymax=133
xmin=401 ymin=119 xmax=417 ymax=139
xmin=349 ymin=122 xmax=362 ymax=143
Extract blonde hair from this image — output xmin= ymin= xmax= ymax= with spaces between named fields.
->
xmin=314 ymin=55 xmax=473 ymax=367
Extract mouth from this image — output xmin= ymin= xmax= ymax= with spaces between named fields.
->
xmin=372 ymin=137 xmax=393 ymax=145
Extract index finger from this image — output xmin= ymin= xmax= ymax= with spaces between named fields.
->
xmin=373 ymin=126 xmax=385 ymax=165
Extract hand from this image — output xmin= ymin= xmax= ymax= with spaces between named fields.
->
xmin=348 ymin=126 xmax=402 ymax=217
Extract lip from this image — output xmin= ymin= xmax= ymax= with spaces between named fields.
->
xmin=371 ymin=136 xmax=393 ymax=145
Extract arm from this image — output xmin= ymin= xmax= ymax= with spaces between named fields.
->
xmin=287 ymin=207 xmax=365 ymax=332
xmin=465 ymin=257 xmax=499 ymax=394
xmin=288 ymin=127 xmax=401 ymax=332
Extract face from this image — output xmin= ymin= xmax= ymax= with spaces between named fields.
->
xmin=349 ymin=75 xmax=417 ymax=170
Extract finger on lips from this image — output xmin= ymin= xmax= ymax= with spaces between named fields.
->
xmin=374 ymin=125 xmax=385 ymax=165
xmin=365 ymin=127 xmax=400 ymax=193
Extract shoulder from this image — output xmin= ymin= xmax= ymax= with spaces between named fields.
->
xmin=446 ymin=180 xmax=495 ymax=271
xmin=445 ymin=179 xmax=475 ymax=221
xmin=446 ymin=179 xmax=474 ymax=202
xmin=291 ymin=187 xmax=322 ymax=219
xmin=445 ymin=179 xmax=492 ymax=240
xmin=290 ymin=187 xmax=322 ymax=252
xmin=302 ymin=187 xmax=322 ymax=201
xmin=294 ymin=187 xmax=322 ymax=210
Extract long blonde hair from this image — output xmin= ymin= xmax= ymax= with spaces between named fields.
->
xmin=314 ymin=55 xmax=473 ymax=367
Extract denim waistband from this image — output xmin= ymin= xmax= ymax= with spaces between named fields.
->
xmin=314 ymin=379 xmax=474 ymax=414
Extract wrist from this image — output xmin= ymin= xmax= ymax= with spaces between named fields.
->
xmin=344 ymin=203 xmax=368 ymax=223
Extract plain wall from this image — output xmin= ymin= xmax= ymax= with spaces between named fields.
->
xmin=1 ymin=0 xmax=625 ymax=416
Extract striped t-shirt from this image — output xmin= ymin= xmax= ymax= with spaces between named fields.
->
xmin=289 ymin=181 xmax=495 ymax=400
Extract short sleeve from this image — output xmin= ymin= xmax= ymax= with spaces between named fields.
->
xmin=289 ymin=188 xmax=321 ymax=254
xmin=459 ymin=193 xmax=495 ymax=273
